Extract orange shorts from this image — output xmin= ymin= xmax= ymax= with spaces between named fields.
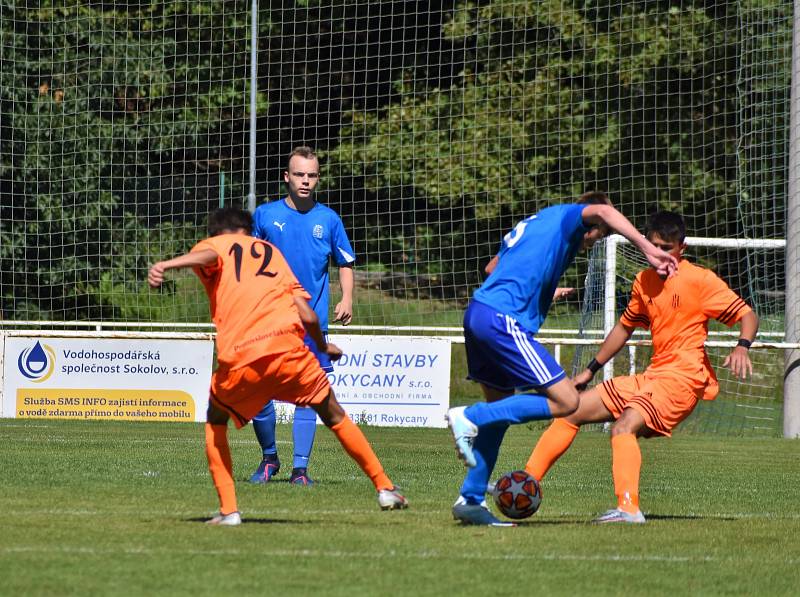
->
xmin=597 ymin=371 xmax=704 ymax=437
xmin=210 ymin=346 xmax=330 ymax=429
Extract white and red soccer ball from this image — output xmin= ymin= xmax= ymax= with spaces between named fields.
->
xmin=492 ymin=470 xmax=542 ymax=519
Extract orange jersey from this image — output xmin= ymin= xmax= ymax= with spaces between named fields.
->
xmin=191 ymin=233 xmax=311 ymax=368
xmin=620 ymin=259 xmax=752 ymax=400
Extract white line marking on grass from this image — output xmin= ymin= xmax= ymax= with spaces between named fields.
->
xmin=3 ymin=545 xmax=799 ymax=565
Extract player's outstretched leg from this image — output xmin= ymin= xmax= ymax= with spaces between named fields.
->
xmin=446 ymin=379 xmax=573 ymax=469
xmin=314 ymin=391 xmax=408 ymax=510
xmin=525 ymin=418 xmax=580 ymax=481
xmin=249 ymin=401 xmax=281 ymax=484
xmin=289 ymin=406 xmax=317 ymax=485
xmin=465 ymin=393 xmax=554 ymax=426
xmin=205 ymin=402 xmax=241 ymax=526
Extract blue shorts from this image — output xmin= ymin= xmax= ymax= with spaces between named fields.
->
xmin=463 ymin=300 xmax=565 ymax=392
xmin=304 ymin=333 xmax=334 ymax=373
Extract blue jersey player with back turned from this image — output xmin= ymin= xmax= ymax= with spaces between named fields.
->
xmin=446 ymin=191 xmax=678 ymax=525
xmin=249 ymin=146 xmax=356 ymax=486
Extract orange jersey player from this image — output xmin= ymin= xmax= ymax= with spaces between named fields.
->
xmin=148 ymin=207 xmax=407 ymax=525
xmin=525 ymin=211 xmax=759 ymax=524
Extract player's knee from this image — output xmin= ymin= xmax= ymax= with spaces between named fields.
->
xmin=294 ymin=406 xmax=317 ymax=421
xmin=549 ymin=387 xmax=579 ymax=417
xmin=609 ymin=422 xmax=629 ymax=437
xmin=254 ymin=400 xmax=275 ymax=421
xmin=206 ymin=400 xmax=229 ymax=425
xmin=610 ymin=415 xmax=639 ymax=436
xmin=556 ymin=399 xmax=579 ymax=418
xmin=314 ymin=390 xmax=345 ymax=427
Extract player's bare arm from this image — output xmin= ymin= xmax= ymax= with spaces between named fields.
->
xmin=148 ymin=249 xmax=218 ymax=288
xmin=333 ymin=265 xmax=354 ymax=325
xmin=581 ymin=204 xmax=678 ymax=278
xmin=574 ymin=322 xmax=635 ymax=390
xmin=485 ymin=254 xmax=499 ymax=275
xmin=723 ymin=310 xmax=759 ymax=380
xmin=293 ymin=296 xmax=343 ymax=361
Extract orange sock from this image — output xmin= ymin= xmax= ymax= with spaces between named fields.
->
xmin=330 ymin=416 xmax=392 ymax=491
xmin=525 ymin=418 xmax=579 ymax=481
xmin=611 ymin=433 xmax=641 ymax=514
xmin=205 ymin=423 xmax=238 ymax=515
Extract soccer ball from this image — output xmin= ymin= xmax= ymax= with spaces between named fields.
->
xmin=491 ymin=470 xmax=542 ymax=520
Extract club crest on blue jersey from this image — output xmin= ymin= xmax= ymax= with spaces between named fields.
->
xmin=313 ymin=224 xmax=323 ymax=239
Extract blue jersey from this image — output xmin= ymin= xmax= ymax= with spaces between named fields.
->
xmin=253 ymin=198 xmax=355 ymax=330
xmin=473 ymin=204 xmax=588 ymax=333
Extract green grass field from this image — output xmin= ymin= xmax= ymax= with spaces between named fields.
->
xmin=1 ymin=419 xmax=798 ymax=596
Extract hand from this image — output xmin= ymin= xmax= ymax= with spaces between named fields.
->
xmin=573 ymin=369 xmax=594 ymax=391
xmin=645 ymin=246 xmax=679 ymax=278
xmin=333 ymin=299 xmax=353 ymax=326
xmin=723 ymin=346 xmax=753 ymax=380
xmin=324 ymin=342 xmax=343 ymax=362
xmin=148 ymin=263 xmax=166 ymax=288
xmin=553 ymin=287 xmax=575 ymax=301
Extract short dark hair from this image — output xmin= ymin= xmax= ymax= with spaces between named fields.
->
xmin=207 ymin=207 xmax=253 ymax=236
xmin=576 ymin=190 xmax=612 ymax=206
xmin=646 ymin=211 xmax=685 ymax=243
xmin=286 ymin=145 xmax=317 ymax=169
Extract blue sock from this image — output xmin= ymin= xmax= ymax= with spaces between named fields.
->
xmin=460 ymin=423 xmax=509 ymax=504
xmin=252 ymin=401 xmax=278 ymax=458
xmin=292 ymin=406 xmax=318 ymax=469
xmin=465 ymin=393 xmax=552 ymax=427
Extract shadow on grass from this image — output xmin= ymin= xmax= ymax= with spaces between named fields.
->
xmin=501 ymin=514 xmax=738 ymax=525
xmin=185 ymin=517 xmax=314 ymax=525
xmin=238 ymin=477 xmax=355 ymax=488
xmin=239 ymin=478 xmax=310 ymax=485
xmin=644 ymin=514 xmax=737 ymax=521
xmin=514 ymin=518 xmax=588 ymax=527
xmin=448 ymin=519 xmax=587 ymax=528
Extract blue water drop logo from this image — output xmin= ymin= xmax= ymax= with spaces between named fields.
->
xmin=18 ymin=341 xmax=56 ymax=382
xmin=27 ymin=341 xmax=47 ymax=373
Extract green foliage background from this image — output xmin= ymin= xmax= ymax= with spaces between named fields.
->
xmin=0 ymin=0 xmax=791 ymax=321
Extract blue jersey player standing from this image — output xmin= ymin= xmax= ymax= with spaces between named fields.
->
xmin=249 ymin=146 xmax=356 ymax=485
xmin=446 ymin=192 xmax=678 ymax=525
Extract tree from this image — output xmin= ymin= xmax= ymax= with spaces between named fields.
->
xmin=325 ymin=0 xmax=790 ymax=297
xmin=0 ymin=1 xmax=253 ymax=319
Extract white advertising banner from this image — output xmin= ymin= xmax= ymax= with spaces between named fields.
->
xmin=2 ymin=336 xmax=214 ymax=422
xmin=276 ymin=335 xmax=451 ymax=428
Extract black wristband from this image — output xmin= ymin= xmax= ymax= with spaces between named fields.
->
xmin=587 ymin=358 xmax=603 ymax=374
xmin=736 ymin=338 xmax=752 ymax=349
